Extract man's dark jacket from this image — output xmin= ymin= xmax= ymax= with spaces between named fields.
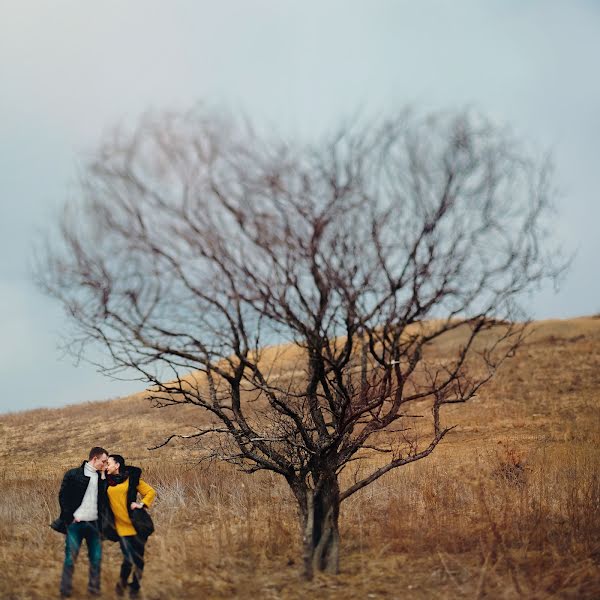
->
xmin=102 ymin=466 xmax=155 ymax=542
xmin=50 ymin=461 xmax=108 ymax=534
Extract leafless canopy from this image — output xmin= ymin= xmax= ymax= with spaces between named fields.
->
xmin=37 ymin=107 xmax=563 ymax=575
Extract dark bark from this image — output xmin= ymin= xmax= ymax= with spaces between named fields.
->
xmin=294 ymin=471 xmax=341 ymax=579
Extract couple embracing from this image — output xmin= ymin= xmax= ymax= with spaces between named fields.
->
xmin=51 ymin=447 xmax=156 ymax=598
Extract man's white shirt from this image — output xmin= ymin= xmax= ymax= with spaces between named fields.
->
xmin=73 ymin=462 xmax=99 ymax=521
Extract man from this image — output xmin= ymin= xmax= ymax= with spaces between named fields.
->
xmin=51 ymin=447 xmax=109 ymax=598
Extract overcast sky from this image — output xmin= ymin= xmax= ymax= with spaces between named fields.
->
xmin=1 ymin=1 xmax=598 ymax=413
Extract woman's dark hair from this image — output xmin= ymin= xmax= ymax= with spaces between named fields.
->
xmin=109 ymin=454 xmax=126 ymax=472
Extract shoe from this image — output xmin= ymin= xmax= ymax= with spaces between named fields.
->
xmin=129 ymin=588 xmax=140 ymax=598
xmin=116 ymin=580 xmax=127 ymax=596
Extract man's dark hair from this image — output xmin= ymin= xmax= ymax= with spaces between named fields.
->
xmin=109 ymin=454 xmax=126 ymax=472
xmin=89 ymin=446 xmax=108 ymax=460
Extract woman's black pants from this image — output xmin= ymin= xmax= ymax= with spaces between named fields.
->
xmin=118 ymin=534 xmax=146 ymax=591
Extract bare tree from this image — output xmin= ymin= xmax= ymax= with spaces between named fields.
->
xmin=36 ymin=107 xmax=564 ymax=578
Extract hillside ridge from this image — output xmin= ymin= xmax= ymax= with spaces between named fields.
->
xmin=2 ymin=315 xmax=598 ymax=470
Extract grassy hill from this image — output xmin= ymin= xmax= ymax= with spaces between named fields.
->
xmin=1 ymin=317 xmax=599 ymax=599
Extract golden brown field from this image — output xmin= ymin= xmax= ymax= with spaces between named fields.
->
xmin=1 ymin=317 xmax=599 ymax=599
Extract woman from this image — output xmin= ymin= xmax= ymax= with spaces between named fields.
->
xmin=104 ymin=454 xmax=156 ymax=598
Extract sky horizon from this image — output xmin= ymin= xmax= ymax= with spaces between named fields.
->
xmin=1 ymin=1 xmax=599 ymax=413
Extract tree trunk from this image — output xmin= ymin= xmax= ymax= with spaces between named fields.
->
xmin=294 ymin=472 xmax=341 ymax=579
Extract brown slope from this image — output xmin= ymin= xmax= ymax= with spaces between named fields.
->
xmin=1 ymin=316 xmax=598 ymax=472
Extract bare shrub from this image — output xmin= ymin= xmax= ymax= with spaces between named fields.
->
xmin=490 ymin=442 xmax=529 ymax=488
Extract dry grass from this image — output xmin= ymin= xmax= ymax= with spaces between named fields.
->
xmin=1 ymin=317 xmax=599 ymax=599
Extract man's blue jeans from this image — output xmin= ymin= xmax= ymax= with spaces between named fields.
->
xmin=60 ymin=520 xmax=102 ymax=595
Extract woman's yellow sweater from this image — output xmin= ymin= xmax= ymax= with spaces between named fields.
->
xmin=107 ymin=478 xmax=156 ymax=537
